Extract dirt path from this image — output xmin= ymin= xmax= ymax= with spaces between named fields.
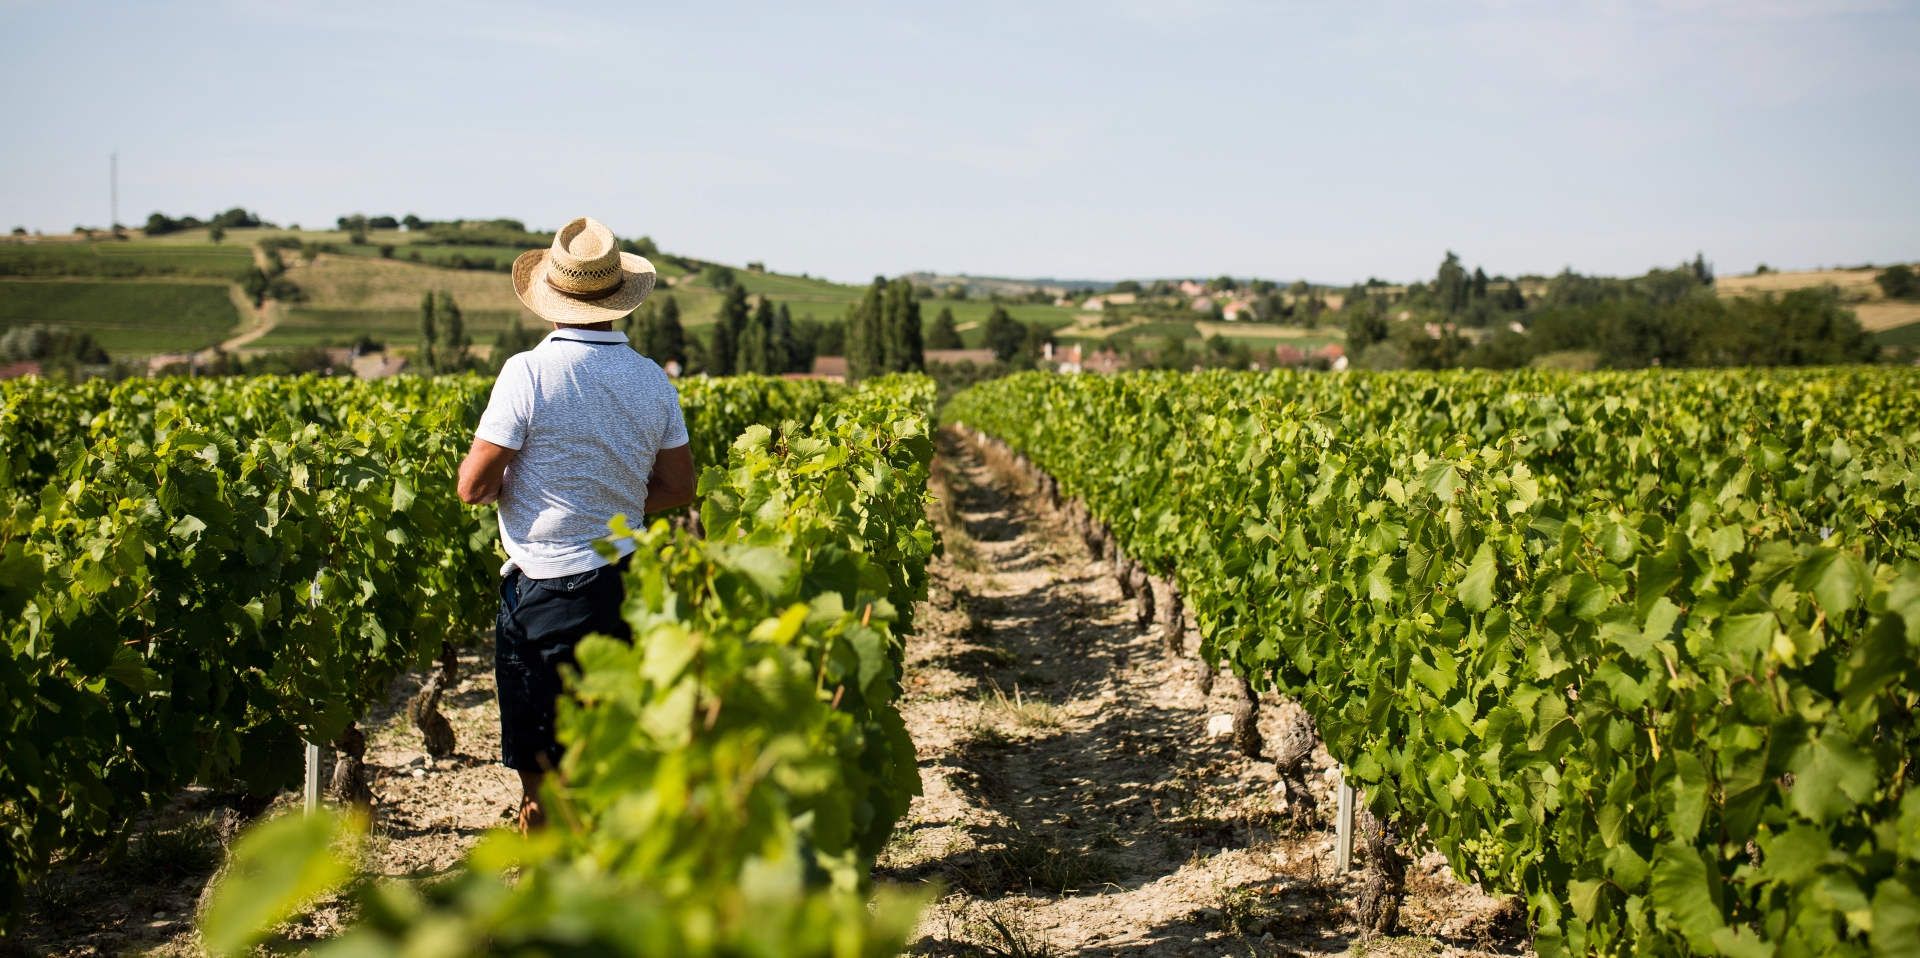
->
xmin=881 ymin=429 xmax=1526 ymax=957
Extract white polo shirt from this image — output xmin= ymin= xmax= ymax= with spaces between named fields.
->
xmin=475 ymin=328 xmax=689 ymax=579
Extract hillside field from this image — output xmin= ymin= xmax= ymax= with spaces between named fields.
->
xmin=0 ymin=241 xmax=252 ymax=279
xmin=0 ymin=280 xmax=240 ymax=355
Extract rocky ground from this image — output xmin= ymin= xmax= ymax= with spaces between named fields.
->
xmin=11 ymin=428 xmax=1529 ymax=957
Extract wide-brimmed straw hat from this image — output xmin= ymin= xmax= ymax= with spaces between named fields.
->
xmin=512 ymin=217 xmax=656 ymax=325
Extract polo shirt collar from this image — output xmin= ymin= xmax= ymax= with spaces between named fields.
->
xmin=542 ymin=328 xmax=629 ymax=346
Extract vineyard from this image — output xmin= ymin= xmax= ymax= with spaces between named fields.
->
xmin=947 ymin=368 xmax=1920 ymax=956
xmin=3 ymin=365 xmax=1918 ymax=956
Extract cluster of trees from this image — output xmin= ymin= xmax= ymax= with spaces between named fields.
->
xmin=417 ymin=291 xmax=477 ymax=372
xmin=616 ymin=293 xmax=839 ymax=377
xmin=844 ymin=278 xmax=925 ymax=380
xmin=1878 ymin=264 xmax=1917 ymax=301
xmin=1 ymin=325 xmax=110 ymax=367
xmin=927 ymin=307 xmax=962 ymax=349
xmin=709 ymin=286 xmax=819 ymax=375
xmin=142 ymin=208 xmax=267 ymax=237
xmin=239 ymin=247 xmax=303 ymax=306
xmin=1344 ymin=252 xmax=1876 ymax=370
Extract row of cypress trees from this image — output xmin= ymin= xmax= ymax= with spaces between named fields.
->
xmin=843 ymin=277 xmax=924 ymax=380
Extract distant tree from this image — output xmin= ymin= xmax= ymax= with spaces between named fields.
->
xmin=711 ymin=283 xmax=749 ymax=374
xmin=1876 ymin=264 xmax=1917 ymax=300
xmin=927 ymin=306 xmax=962 ymax=349
xmin=619 ymin=235 xmax=660 ymax=257
xmin=1249 ymin=279 xmax=1275 ymax=295
xmin=402 ymin=214 xmax=425 ymax=230
xmin=1498 ymin=281 xmax=1527 ymax=311
xmin=1209 ymin=275 xmax=1238 ymax=292
xmin=1470 ymin=266 xmax=1489 ymax=302
xmin=1435 ymin=251 xmax=1470 ymax=314
xmin=349 ymin=228 xmax=368 ymax=246
xmin=241 ymin=267 xmax=271 ymax=307
xmin=1113 ymin=279 xmax=1142 ymax=294
xmin=702 ymin=263 xmax=738 ymax=289
xmin=1755 ymin=263 xmax=1773 ymax=275
xmin=738 ymin=297 xmax=776 ymax=374
xmin=1019 ymin=321 xmax=1053 ymax=365
xmin=418 ymin=291 xmax=438 ymax=370
xmin=797 ymin=318 xmax=845 ymax=360
xmin=209 ymin=208 xmax=263 ymax=229
xmin=436 ymin=291 xmax=468 ymax=369
xmin=745 ymin=260 xmax=766 ymax=272
xmin=773 ymin=303 xmax=798 ymax=372
xmin=368 ymin=215 xmax=399 ymax=230
xmin=1286 ymin=279 xmax=1310 ymax=299
xmin=844 ymin=280 xmax=885 ymax=380
xmin=378 ymin=244 xmax=396 ymax=259
xmin=1691 ymin=252 xmax=1714 ymax=285
xmin=983 ymin=305 xmax=1025 ymax=363
xmin=493 ymin=312 xmax=538 ymax=363
xmin=882 ymin=278 xmax=924 ymax=372
xmin=208 ymin=224 xmax=225 ymax=244
xmin=636 ymin=294 xmax=688 ymax=367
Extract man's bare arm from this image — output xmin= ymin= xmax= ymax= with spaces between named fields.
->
xmin=458 ymin=438 xmax=517 ymax=505
xmin=645 ymin=444 xmax=696 ymax=514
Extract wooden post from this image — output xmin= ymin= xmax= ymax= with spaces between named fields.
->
xmin=304 ymin=569 xmax=325 ymax=814
xmin=303 ymin=741 xmax=321 ymax=814
xmin=1335 ymin=768 xmax=1356 ymax=872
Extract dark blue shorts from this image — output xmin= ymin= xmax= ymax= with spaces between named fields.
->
xmin=494 ymin=556 xmax=632 ymax=772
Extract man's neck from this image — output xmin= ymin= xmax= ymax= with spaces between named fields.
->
xmin=553 ymin=321 xmax=617 ymax=332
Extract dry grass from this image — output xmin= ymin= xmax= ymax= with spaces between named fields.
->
xmin=1716 ymin=266 xmax=1887 ymax=298
xmin=289 ymin=253 xmax=527 ymax=313
xmin=1854 ymin=301 xmax=1920 ymax=333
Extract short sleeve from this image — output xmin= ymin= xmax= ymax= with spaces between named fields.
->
xmin=660 ymin=383 xmax=689 ymax=448
xmin=475 ymin=357 xmax=533 ymax=450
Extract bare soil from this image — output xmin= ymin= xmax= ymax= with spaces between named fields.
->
xmin=10 ymin=428 xmax=1529 ymax=957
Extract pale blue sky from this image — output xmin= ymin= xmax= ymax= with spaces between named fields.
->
xmin=2 ymin=1 xmax=1914 ymax=284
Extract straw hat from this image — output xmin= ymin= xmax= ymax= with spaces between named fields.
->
xmin=511 ymin=217 xmax=656 ymax=325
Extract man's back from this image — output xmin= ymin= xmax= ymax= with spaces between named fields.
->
xmin=475 ymin=327 xmax=688 ymax=578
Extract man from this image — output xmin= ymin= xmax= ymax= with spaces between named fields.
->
xmin=456 ymin=216 xmax=696 ymax=831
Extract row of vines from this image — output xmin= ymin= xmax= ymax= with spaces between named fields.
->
xmin=0 ymin=373 xmax=839 ymax=920
xmin=200 ymin=375 xmax=939 ymax=954
xmin=946 ymin=367 xmax=1920 ymax=956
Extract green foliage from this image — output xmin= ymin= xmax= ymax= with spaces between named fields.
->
xmin=201 ymin=376 xmax=939 ymax=956
xmin=0 ymin=325 xmax=109 ymax=365
xmin=1877 ymin=264 xmax=1917 ymax=301
xmin=982 ymin=304 xmax=1024 ymax=363
xmin=199 ymin=807 xmax=362 ymax=958
xmin=845 ymin=278 xmax=925 ymax=380
xmin=949 ymin=367 xmax=1920 ymax=956
xmin=927 ymin=307 xmax=962 ymax=350
xmin=0 ymin=373 xmax=844 ymax=921
xmin=633 ymin=293 xmax=688 ymax=368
